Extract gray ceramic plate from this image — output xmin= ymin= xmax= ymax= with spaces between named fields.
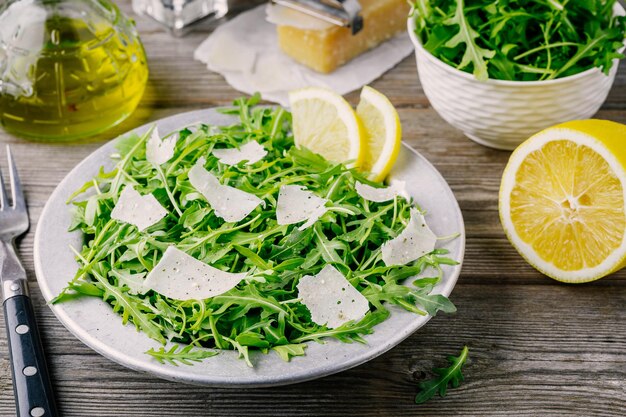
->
xmin=34 ymin=108 xmax=465 ymax=387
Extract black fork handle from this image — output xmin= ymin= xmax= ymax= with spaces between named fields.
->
xmin=3 ymin=289 xmax=57 ymax=417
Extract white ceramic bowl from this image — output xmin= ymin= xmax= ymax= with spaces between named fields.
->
xmin=407 ymin=4 xmax=626 ymax=150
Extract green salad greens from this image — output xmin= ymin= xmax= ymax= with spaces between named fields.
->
xmin=414 ymin=345 xmax=469 ymax=404
xmin=412 ymin=0 xmax=626 ymax=81
xmin=53 ymin=96 xmax=457 ymax=366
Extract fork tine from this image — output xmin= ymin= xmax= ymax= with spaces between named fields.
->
xmin=6 ymin=146 xmax=25 ymax=210
xmin=0 ymin=156 xmax=6 ymax=210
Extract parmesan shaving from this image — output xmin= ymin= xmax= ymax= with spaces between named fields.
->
xmin=355 ymin=180 xmax=408 ymax=203
xmin=212 ymin=141 xmax=267 ymax=165
xmin=388 ymin=178 xmax=410 ymax=200
xmin=143 ymin=246 xmax=246 ymax=301
xmin=382 ymin=209 xmax=437 ymax=266
xmin=188 ymin=157 xmax=263 ymax=223
xmin=276 ymin=185 xmax=328 ymax=230
xmin=297 ymin=265 xmax=370 ymax=329
xmin=146 ymin=127 xmax=177 ymax=165
xmin=110 ymin=186 xmax=168 ymax=231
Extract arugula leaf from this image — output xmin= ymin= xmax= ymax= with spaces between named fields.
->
xmin=272 ymin=343 xmax=308 ymax=362
xmin=146 ymin=344 xmax=219 ymax=366
xmin=233 ymin=244 xmax=272 ymax=270
xmin=292 ymin=310 xmax=390 ymax=344
xmin=50 ymin=281 xmax=103 ymax=303
xmin=443 ymin=0 xmax=496 ymax=80
xmin=235 ymin=331 xmax=271 ymax=349
xmin=109 ymin=269 xmax=146 ymax=295
xmin=411 ymin=287 xmax=457 ymax=317
xmin=363 ymin=282 xmax=456 ymax=317
xmin=223 ymin=336 xmax=254 ymax=367
xmin=92 ymin=264 xmax=166 ymax=344
xmin=415 ymin=345 xmax=469 ymax=404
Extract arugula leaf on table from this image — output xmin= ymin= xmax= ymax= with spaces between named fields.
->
xmin=415 ymin=345 xmax=469 ymax=404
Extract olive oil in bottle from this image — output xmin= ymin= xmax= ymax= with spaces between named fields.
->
xmin=0 ymin=0 xmax=148 ymax=140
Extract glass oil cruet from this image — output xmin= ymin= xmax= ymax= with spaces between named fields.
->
xmin=0 ymin=0 xmax=149 ymax=140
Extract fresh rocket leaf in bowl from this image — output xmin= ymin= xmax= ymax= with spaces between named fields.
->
xmin=412 ymin=0 xmax=626 ymax=81
xmin=53 ymin=97 xmax=459 ymax=366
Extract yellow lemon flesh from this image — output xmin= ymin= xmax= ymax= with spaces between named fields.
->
xmin=499 ymin=119 xmax=626 ymax=283
xmin=356 ymin=86 xmax=402 ymax=182
xmin=289 ymin=87 xmax=364 ymax=167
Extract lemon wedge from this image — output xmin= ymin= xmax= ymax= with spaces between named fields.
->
xmin=499 ymin=119 xmax=626 ymax=283
xmin=289 ymin=87 xmax=364 ymax=166
xmin=356 ymin=86 xmax=402 ymax=181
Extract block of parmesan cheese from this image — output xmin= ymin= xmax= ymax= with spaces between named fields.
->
xmin=275 ymin=0 xmax=410 ymax=73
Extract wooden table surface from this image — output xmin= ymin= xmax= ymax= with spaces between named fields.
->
xmin=1 ymin=1 xmax=625 ymax=416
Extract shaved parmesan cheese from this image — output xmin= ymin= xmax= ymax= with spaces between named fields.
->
xmin=297 ymin=265 xmax=370 ymax=329
xmin=110 ymin=186 xmax=168 ymax=231
xmin=298 ymin=205 xmax=329 ymax=230
xmin=188 ymin=157 xmax=263 ymax=223
xmin=388 ymin=178 xmax=410 ymax=200
xmin=276 ymin=185 xmax=328 ymax=230
xmin=143 ymin=246 xmax=246 ymax=301
xmin=146 ymin=127 xmax=177 ymax=165
xmin=212 ymin=141 xmax=267 ymax=166
xmin=382 ymin=209 xmax=437 ymax=266
xmin=355 ymin=180 xmax=408 ymax=203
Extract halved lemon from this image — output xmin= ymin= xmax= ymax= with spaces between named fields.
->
xmin=289 ymin=87 xmax=364 ymax=166
xmin=356 ymin=86 xmax=402 ymax=182
xmin=499 ymin=119 xmax=626 ymax=283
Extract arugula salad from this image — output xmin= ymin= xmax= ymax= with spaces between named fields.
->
xmin=412 ymin=0 xmax=626 ymax=81
xmin=53 ymin=96 xmax=458 ymax=366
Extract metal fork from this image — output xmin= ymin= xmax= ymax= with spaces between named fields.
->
xmin=0 ymin=146 xmax=57 ymax=417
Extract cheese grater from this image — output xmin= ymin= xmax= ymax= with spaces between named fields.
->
xmin=132 ymin=0 xmax=362 ymax=36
